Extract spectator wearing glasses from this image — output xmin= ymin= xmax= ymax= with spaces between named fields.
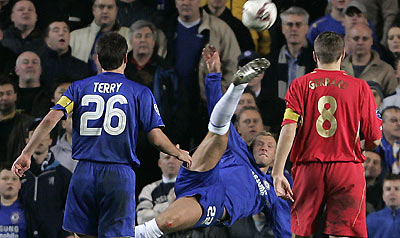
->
xmin=342 ymin=23 xmax=396 ymax=96
xmin=267 ymin=6 xmax=315 ymax=100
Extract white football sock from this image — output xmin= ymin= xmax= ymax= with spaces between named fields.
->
xmin=135 ymin=218 xmax=163 ymax=238
xmin=208 ymin=83 xmax=247 ymax=135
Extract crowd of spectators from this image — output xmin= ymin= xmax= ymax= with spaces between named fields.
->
xmin=1 ymin=0 xmax=400 ymax=237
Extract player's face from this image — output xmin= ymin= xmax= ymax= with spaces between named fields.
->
xmin=52 ymin=82 xmax=71 ymax=105
xmin=371 ymin=89 xmax=382 ymax=107
xmin=383 ymin=180 xmax=400 ymax=209
xmin=252 ymin=135 xmax=276 ymax=168
xmin=15 ymin=51 xmax=42 ymax=82
xmin=346 ymin=26 xmax=373 ymax=57
xmin=383 ymin=109 xmax=400 ymax=138
xmin=237 ymin=110 xmax=264 ymax=144
xmin=11 ymin=0 xmax=37 ymax=29
xmin=158 ymin=152 xmax=182 ymax=179
xmin=235 ymin=93 xmax=257 ymax=115
xmin=175 ymin=0 xmax=201 ymax=22
xmin=0 ymin=169 xmax=21 ymax=200
xmin=93 ymin=0 xmax=117 ymax=28
xmin=131 ymin=27 xmax=155 ymax=57
xmin=208 ymin=0 xmax=227 ymax=9
xmin=45 ymin=21 xmax=70 ymax=55
xmin=0 ymin=84 xmax=17 ymax=113
xmin=27 ymin=130 xmax=52 ymax=155
xmin=363 ymin=151 xmax=382 ymax=179
xmin=388 ymin=27 xmax=400 ymax=54
xmin=331 ymin=0 xmax=350 ymax=11
xmin=281 ymin=15 xmax=308 ymax=45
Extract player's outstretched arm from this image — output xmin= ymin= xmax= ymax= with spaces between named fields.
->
xmin=147 ymin=128 xmax=192 ymax=167
xmin=202 ymin=44 xmax=221 ymax=74
xmin=271 ymin=123 xmax=296 ymax=202
xmin=12 ymin=110 xmax=64 ymax=177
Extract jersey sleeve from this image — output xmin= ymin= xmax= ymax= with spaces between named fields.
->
xmin=282 ymin=79 xmax=303 ymax=126
xmin=359 ymin=82 xmax=382 ymax=143
xmin=264 ymin=192 xmax=292 ymax=238
xmin=138 ymin=87 xmax=165 ymax=133
xmin=51 ymin=83 xmax=75 ymax=119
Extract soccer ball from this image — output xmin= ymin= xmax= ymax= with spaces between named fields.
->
xmin=242 ymin=0 xmax=278 ymax=32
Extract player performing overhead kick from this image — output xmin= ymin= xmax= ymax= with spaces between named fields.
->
xmin=135 ymin=45 xmax=291 ymax=238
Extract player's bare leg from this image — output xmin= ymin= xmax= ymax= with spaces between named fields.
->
xmin=189 ymin=57 xmax=270 ymax=172
xmin=135 ymin=55 xmax=270 ymax=238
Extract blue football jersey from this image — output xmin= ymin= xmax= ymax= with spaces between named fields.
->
xmin=205 ymin=73 xmax=292 ymax=237
xmin=0 ymin=200 xmax=27 ymax=238
xmin=52 ymin=72 xmax=164 ymax=166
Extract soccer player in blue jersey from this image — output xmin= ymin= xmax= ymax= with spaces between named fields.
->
xmin=135 ymin=45 xmax=291 ymax=238
xmin=12 ymin=32 xmax=192 ymax=238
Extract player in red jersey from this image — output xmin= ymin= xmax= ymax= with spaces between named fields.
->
xmin=272 ymin=31 xmax=382 ymax=238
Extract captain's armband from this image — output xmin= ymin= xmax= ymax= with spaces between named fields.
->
xmin=283 ymin=108 xmax=300 ymax=123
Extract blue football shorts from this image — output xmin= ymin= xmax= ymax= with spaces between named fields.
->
xmin=175 ymin=162 xmax=226 ymax=228
xmin=63 ymin=160 xmax=135 ymax=237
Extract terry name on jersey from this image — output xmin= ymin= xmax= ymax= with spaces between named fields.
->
xmin=93 ymin=82 xmax=123 ymax=93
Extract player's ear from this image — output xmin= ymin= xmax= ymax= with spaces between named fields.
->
xmin=123 ymin=54 xmax=128 ymax=64
xmin=341 ymin=49 xmax=346 ymax=61
xmin=312 ymin=51 xmax=318 ymax=64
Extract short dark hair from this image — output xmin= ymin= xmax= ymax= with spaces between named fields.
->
xmin=0 ymin=160 xmax=14 ymax=172
xmin=314 ymin=31 xmax=344 ymax=64
xmin=384 ymin=173 xmax=400 ymax=183
xmin=44 ymin=20 xmax=70 ymax=38
xmin=0 ymin=75 xmax=17 ymax=93
xmin=50 ymin=77 xmax=74 ymax=95
xmin=95 ymin=32 xmax=128 ymax=70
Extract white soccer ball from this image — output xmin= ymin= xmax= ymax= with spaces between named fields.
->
xmin=242 ymin=0 xmax=278 ymax=32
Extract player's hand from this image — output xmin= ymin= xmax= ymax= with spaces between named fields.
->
xmin=176 ymin=149 xmax=192 ymax=168
xmin=272 ymin=174 xmax=294 ymax=202
xmin=12 ymin=153 xmax=31 ymax=178
xmin=202 ymin=44 xmax=221 ymax=73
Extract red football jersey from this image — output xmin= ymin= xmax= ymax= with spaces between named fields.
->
xmin=283 ymin=69 xmax=382 ymax=164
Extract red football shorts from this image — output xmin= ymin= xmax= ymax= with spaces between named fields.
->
xmin=291 ymin=162 xmax=367 ymax=237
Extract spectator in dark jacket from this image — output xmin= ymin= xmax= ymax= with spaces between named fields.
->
xmin=266 ymin=6 xmax=315 ymax=100
xmin=40 ymin=20 xmax=91 ymax=88
xmin=15 ymin=51 xmax=52 ymax=118
xmin=125 ymin=20 xmax=183 ymax=191
xmin=20 ymin=119 xmax=72 ymax=238
xmin=1 ymin=0 xmax=45 ymax=55
xmin=0 ymin=77 xmax=33 ymax=164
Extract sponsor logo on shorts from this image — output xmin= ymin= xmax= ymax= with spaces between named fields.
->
xmin=251 ymin=170 xmax=268 ymax=196
xmin=202 ymin=206 xmax=216 ymax=225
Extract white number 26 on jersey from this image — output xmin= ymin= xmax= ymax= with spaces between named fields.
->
xmin=80 ymin=95 xmax=128 ymax=136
